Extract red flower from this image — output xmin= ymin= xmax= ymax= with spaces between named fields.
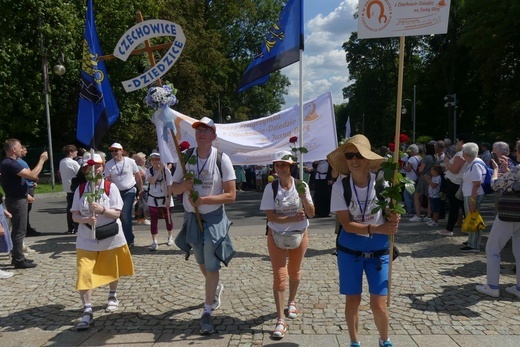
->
xmin=399 ymin=133 xmax=409 ymax=143
xmin=179 ymin=141 xmax=190 ymax=152
xmin=388 ymin=142 xmax=395 ymax=152
xmin=289 ymin=136 xmax=298 ymax=144
xmin=86 ymin=159 xmax=96 ymax=166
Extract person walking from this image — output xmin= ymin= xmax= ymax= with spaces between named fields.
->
xmin=0 ymin=193 xmax=14 ymax=279
xmin=328 ymin=134 xmax=400 ymax=347
xmin=171 ymin=117 xmax=236 ymax=335
xmin=104 ymin=143 xmax=143 ymax=246
xmin=71 ymin=152 xmax=134 ymax=330
xmin=59 ymin=145 xmax=81 ymax=234
xmin=260 ymin=151 xmax=315 ymax=339
xmin=1 ymin=139 xmax=48 ymax=269
xmin=146 ymin=152 xmax=174 ymax=251
xmin=475 ymin=140 xmax=520 ymax=298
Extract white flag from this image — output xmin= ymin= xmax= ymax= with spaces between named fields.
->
xmin=345 ymin=116 xmax=351 ymax=139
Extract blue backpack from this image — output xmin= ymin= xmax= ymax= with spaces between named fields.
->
xmin=470 ymin=161 xmax=494 ymax=194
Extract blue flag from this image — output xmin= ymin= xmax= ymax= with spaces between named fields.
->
xmin=237 ymin=0 xmax=304 ymax=92
xmin=77 ymin=0 xmax=119 ymax=149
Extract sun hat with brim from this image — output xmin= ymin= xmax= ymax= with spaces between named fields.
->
xmin=108 ymin=142 xmax=123 ymax=150
xmin=149 ymin=152 xmax=160 ymax=158
xmin=273 ymin=150 xmax=295 ymax=164
xmin=81 ymin=153 xmax=103 ymax=167
xmin=327 ymin=134 xmax=385 ymax=175
xmin=192 ymin=117 xmax=216 ymax=132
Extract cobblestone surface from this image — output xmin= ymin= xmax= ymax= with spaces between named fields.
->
xmin=1 ymin=193 xmax=519 ymax=346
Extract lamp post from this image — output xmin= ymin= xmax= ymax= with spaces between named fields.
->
xmin=444 ymin=94 xmax=457 ymax=143
xmin=401 ymin=85 xmax=416 ymax=143
xmin=39 ymin=18 xmax=65 ymax=189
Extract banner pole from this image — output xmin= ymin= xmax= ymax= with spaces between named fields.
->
xmin=388 ymin=35 xmax=406 ymax=307
xmin=298 ymin=49 xmax=304 ymax=179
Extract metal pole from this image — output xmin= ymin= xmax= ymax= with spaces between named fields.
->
xmin=362 ymin=113 xmax=365 ymax=134
xmin=412 ymin=85 xmax=416 ymax=143
xmin=217 ymin=94 xmax=222 ymax=123
xmin=453 ymin=94 xmax=457 ymax=143
xmin=39 ymin=20 xmax=55 ymax=189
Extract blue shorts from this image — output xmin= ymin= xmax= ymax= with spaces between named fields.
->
xmin=190 ymin=231 xmax=221 ymax=272
xmin=429 ymin=197 xmax=441 ymax=213
xmin=337 ymin=251 xmax=389 ymax=295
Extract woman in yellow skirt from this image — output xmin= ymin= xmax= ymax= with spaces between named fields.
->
xmin=71 ymin=152 xmax=134 ymax=331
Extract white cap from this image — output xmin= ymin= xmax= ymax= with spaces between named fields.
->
xmin=108 ymin=142 xmax=123 ymax=150
xmin=273 ymin=150 xmax=295 ymax=164
xmin=82 ymin=153 xmax=103 ymax=167
xmin=192 ymin=117 xmax=216 ymax=132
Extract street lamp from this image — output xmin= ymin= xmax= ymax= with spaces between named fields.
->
xmin=401 ymin=85 xmax=417 ymax=143
xmin=39 ymin=18 xmax=66 ymax=189
xmin=444 ymin=94 xmax=457 ymax=143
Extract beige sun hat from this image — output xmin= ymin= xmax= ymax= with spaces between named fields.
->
xmin=327 ymin=134 xmax=386 ymax=175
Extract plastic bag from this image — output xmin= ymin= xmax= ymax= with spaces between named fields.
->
xmin=461 ymin=211 xmax=486 ymax=233
xmin=135 ymin=196 xmax=150 ymax=219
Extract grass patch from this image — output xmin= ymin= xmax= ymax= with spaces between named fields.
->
xmin=0 ymin=183 xmax=63 ymax=195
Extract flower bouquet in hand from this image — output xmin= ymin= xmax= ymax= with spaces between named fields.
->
xmin=371 ymin=159 xmax=415 ymax=216
xmin=178 ymin=141 xmax=203 ymax=203
xmin=281 ymin=136 xmax=309 ymax=194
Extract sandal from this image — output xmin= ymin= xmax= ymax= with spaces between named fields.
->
xmin=287 ymin=301 xmax=298 ymax=319
xmin=272 ymin=318 xmax=287 ymax=339
xmin=75 ymin=311 xmax=93 ymax=331
xmin=105 ymin=298 xmax=119 ymax=313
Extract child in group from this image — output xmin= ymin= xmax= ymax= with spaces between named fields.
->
xmin=424 ymin=165 xmax=443 ymax=227
xmin=255 ymin=165 xmax=265 ymax=191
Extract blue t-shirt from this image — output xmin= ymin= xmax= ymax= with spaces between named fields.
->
xmin=1 ymin=157 xmax=28 ymax=198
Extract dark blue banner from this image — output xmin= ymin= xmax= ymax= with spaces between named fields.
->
xmin=77 ymin=0 xmax=119 ymax=148
xmin=238 ymin=0 xmax=304 ymax=92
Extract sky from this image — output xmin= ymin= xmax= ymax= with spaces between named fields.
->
xmin=282 ymin=0 xmax=358 ymax=108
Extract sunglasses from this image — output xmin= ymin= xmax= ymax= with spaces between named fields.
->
xmin=345 ymin=152 xmax=364 ymax=160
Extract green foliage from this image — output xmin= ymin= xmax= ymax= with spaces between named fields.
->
xmin=371 ymin=160 xmax=415 ymax=216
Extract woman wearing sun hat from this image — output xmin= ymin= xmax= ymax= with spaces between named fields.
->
xmin=328 ymin=134 xmax=400 ymax=347
xmin=260 ymin=150 xmax=315 ymax=339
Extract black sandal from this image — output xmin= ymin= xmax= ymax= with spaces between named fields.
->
xmin=76 ymin=311 xmax=94 ymax=331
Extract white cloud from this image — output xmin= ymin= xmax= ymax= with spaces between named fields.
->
xmin=282 ymin=1 xmax=358 ymax=108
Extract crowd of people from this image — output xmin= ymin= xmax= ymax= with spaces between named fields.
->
xmin=1 ymin=130 xmax=520 ymax=347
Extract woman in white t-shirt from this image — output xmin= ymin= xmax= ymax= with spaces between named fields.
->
xmin=71 ymin=153 xmax=134 ymax=331
xmin=260 ymin=151 xmax=315 ymax=340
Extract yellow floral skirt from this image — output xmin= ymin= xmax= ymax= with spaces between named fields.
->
xmin=76 ymin=245 xmax=135 ymax=290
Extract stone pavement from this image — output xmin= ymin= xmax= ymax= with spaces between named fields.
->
xmin=1 ymin=191 xmax=519 ymax=347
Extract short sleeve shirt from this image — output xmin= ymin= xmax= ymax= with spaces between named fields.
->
xmin=0 ymin=157 xmax=28 ymax=198
xmin=146 ymin=167 xmax=174 ymax=207
xmin=104 ymin=157 xmax=139 ymax=190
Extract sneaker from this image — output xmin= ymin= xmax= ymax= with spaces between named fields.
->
xmin=379 ymin=340 xmax=393 ymax=347
xmin=350 ymin=342 xmax=361 ymax=347
xmin=422 ymin=217 xmax=432 ymax=223
xmin=505 ymin=286 xmax=520 ymax=299
xmin=22 ymin=244 xmax=36 ymax=253
xmin=199 ymin=312 xmax=215 ymax=335
xmin=0 ymin=269 xmax=14 ymax=279
xmin=475 ymin=284 xmax=499 ymax=297
xmin=426 ymin=221 xmax=439 ymax=227
xmin=460 ymin=246 xmax=479 ymax=253
xmin=409 ymin=215 xmax=422 ymax=222
xmin=143 ymin=219 xmax=151 ymax=225
xmin=149 ymin=242 xmax=158 ymax=251
xmin=272 ymin=318 xmax=287 ymax=339
xmin=167 ymin=236 xmax=174 ymax=246
xmin=436 ymin=230 xmax=453 ymax=236
xmin=212 ymin=282 xmax=224 ymax=310
xmin=105 ymin=298 xmax=119 ymax=313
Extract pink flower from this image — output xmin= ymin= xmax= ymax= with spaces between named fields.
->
xmin=289 ymin=136 xmax=298 ymax=144
xmin=179 ymin=141 xmax=190 ymax=152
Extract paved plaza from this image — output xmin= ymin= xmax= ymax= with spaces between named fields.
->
xmin=1 ymin=191 xmax=519 ymax=346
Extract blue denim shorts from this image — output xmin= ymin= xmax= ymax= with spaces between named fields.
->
xmin=190 ymin=231 xmax=221 ymax=272
xmin=429 ymin=197 xmax=441 ymax=213
xmin=337 ymin=251 xmax=389 ymax=295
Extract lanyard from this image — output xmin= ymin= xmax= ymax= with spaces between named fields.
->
xmin=115 ymin=158 xmax=125 ymax=177
xmin=352 ymin=175 xmax=371 ymax=222
xmin=196 ymin=153 xmax=209 ymax=179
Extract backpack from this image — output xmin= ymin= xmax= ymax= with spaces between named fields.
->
xmin=469 ymin=161 xmax=494 ymax=194
xmin=184 ymin=147 xmax=223 ymax=178
xmin=79 ymin=180 xmax=111 ymax=198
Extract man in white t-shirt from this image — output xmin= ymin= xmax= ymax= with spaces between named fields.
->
xmin=104 ymin=143 xmax=143 ymax=246
xmin=59 ymin=145 xmax=80 ymax=233
xmin=171 ymin=117 xmax=236 ymax=336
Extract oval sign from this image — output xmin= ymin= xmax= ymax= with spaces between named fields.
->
xmin=113 ymin=19 xmax=186 ymax=92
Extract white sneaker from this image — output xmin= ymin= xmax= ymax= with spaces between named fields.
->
xmin=150 ymin=242 xmax=158 ymax=251
xmin=409 ymin=215 xmax=422 ymax=222
xmin=505 ymin=286 xmax=520 ymax=299
xmin=436 ymin=230 xmax=453 ymax=236
xmin=143 ymin=219 xmax=151 ymax=225
xmin=475 ymin=284 xmax=499 ymax=298
xmin=167 ymin=236 xmax=174 ymax=246
xmin=427 ymin=221 xmax=439 ymax=227
xmin=212 ymin=282 xmax=224 ymax=310
xmin=0 ymin=269 xmax=14 ymax=279
xmin=422 ymin=217 xmax=432 ymax=223
xmin=23 ymin=244 xmax=36 ymax=253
